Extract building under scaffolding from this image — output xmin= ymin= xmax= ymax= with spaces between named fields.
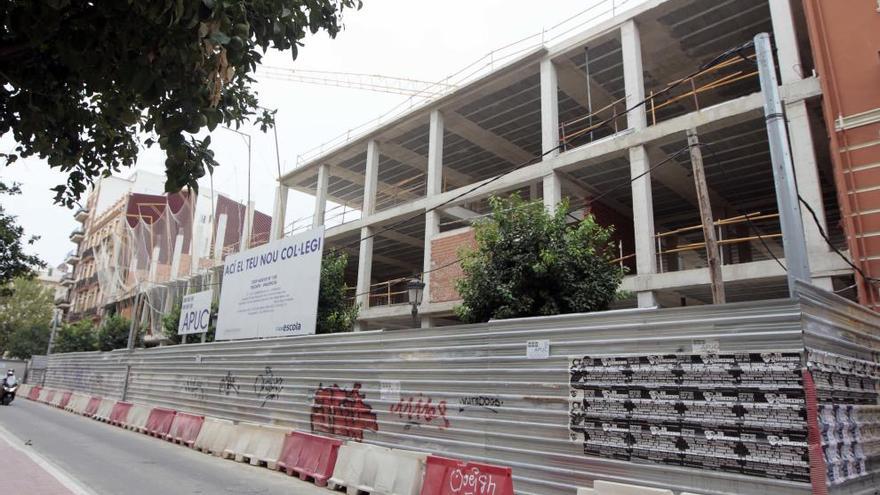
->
xmin=273 ymin=0 xmax=862 ymax=330
xmin=57 ymin=171 xmax=272 ymax=339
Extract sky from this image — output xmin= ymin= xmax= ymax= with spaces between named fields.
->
xmin=0 ymin=0 xmax=643 ymax=267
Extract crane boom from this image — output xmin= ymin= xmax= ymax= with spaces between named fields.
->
xmin=256 ymin=66 xmax=456 ymax=98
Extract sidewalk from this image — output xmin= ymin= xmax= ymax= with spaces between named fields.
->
xmin=0 ymin=429 xmax=79 ymax=495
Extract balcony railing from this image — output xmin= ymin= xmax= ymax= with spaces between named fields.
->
xmin=69 ymin=228 xmax=85 ymax=243
xmin=74 ymin=207 xmax=89 ymax=222
xmin=64 ymin=250 xmax=81 ymax=265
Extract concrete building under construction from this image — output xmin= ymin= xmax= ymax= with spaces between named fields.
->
xmin=273 ymin=0 xmax=880 ymax=329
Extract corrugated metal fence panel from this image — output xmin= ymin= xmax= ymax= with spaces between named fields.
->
xmin=797 ymin=282 xmax=880 ymax=495
xmin=47 ymin=299 xmax=810 ymax=495
xmin=44 ymin=350 xmax=128 ymax=399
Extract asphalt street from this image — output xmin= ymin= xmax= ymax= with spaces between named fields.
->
xmin=0 ymin=399 xmax=329 ymax=495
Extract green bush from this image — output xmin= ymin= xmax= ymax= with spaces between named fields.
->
xmin=52 ymin=319 xmax=96 ymax=353
xmin=317 ymin=251 xmax=359 ymax=334
xmin=96 ymin=315 xmax=136 ymax=351
xmin=455 ymin=194 xmax=625 ymax=323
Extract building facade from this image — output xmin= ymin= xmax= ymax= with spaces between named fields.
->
xmin=274 ymin=0 xmax=866 ymax=330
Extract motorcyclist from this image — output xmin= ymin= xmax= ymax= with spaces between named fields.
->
xmin=3 ymin=370 xmax=16 ymax=387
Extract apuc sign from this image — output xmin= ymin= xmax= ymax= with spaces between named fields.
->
xmin=177 ymin=290 xmax=213 ymax=336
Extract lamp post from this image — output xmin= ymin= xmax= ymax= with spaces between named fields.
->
xmin=406 ymin=278 xmax=425 ymax=329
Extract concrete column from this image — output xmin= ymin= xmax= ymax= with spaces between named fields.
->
xmin=270 ymin=185 xmax=288 ymax=239
xmin=529 ymin=182 xmax=540 ymax=202
xmin=363 ymin=141 xmax=380 ymax=216
xmin=355 ymin=226 xmax=374 ymax=315
xmin=543 ymin=172 xmax=562 ymax=211
xmin=170 ymin=233 xmax=184 ymax=278
xmin=240 ymin=200 xmax=255 ymax=250
xmin=786 ymin=100 xmax=832 ymax=288
xmin=213 ymin=213 xmax=227 ymax=262
xmin=621 ymin=20 xmax=647 ymax=130
xmin=421 ymin=110 xmax=444 ymax=328
xmin=768 ymin=0 xmax=803 ymax=83
xmin=540 ymin=58 xmax=560 ymax=157
xmin=312 ymin=164 xmax=329 ymax=228
xmin=630 ymin=145 xmax=658 ymax=307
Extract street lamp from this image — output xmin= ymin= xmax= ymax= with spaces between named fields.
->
xmin=406 ymin=278 xmax=425 ymax=328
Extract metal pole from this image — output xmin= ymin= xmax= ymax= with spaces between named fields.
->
xmin=126 ymin=293 xmax=141 ymax=350
xmin=46 ymin=308 xmax=60 ymax=355
xmin=584 ymin=46 xmax=594 ymax=142
xmin=755 ymin=33 xmax=811 ymax=295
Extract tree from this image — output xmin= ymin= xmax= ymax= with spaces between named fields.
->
xmin=0 ymin=0 xmax=361 ymax=206
xmin=455 ymin=195 xmax=625 ymax=324
xmin=161 ymin=301 xmax=217 ymax=344
xmin=96 ymin=315 xmax=137 ymax=351
xmin=0 ymin=277 xmax=53 ymax=354
xmin=317 ymin=251 xmax=358 ymax=334
xmin=6 ymin=324 xmax=51 ymax=360
xmin=0 ymin=183 xmax=44 ymax=288
xmin=52 ymin=319 xmax=96 ymax=353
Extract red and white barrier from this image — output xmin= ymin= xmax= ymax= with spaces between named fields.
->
xmin=166 ymin=412 xmax=205 ymax=447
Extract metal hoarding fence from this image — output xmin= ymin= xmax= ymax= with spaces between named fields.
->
xmin=42 ymin=285 xmax=879 ymax=495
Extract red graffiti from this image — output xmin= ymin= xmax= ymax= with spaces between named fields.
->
xmin=310 ymin=383 xmax=378 ymax=441
xmin=390 ymin=393 xmax=450 ymax=429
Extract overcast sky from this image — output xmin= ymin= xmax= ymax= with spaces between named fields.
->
xmin=0 ymin=0 xmax=643 ymax=267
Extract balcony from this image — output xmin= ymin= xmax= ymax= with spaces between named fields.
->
xmin=74 ymin=207 xmax=89 ymax=222
xmin=60 ymin=273 xmax=74 ymax=286
xmin=64 ymin=250 xmax=80 ymax=265
xmin=69 ymin=228 xmax=84 ymax=243
xmin=55 ymin=300 xmax=71 ymax=310
xmin=53 ymin=290 xmax=69 ymax=304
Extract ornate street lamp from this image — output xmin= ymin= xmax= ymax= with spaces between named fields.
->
xmin=406 ymin=278 xmax=425 ymax=328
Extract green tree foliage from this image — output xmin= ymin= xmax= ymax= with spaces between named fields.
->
xmin=96 ymin=314 xmax=137 ymax=351
xmin=0 ymin=277 xmax=53 ymax=355
xmin=6 ymin=324 xmax=50 ymax=360
xmin=0 ymin=183 xmax=44 ymax=287
xmin=161 ymin=300 xmax=217 ymax=344
xmin=455 ymin=195 xmax=625 ymax=323
xmin=0 ymin=0 xmax=361 ymax=206
xmin=52 ymin=319 xmax=97 ymax=353
xmin=317 ymin=251 xmax=358 ymax=334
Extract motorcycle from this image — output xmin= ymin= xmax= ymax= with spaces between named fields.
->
xmin=1 ymin=382 xmax=18 ymax=405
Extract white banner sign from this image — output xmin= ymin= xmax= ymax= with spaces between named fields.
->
xmin=215 ymin=227 xmax=324 ymax=341
xmin=177 ymin=289 xmax=213 ymax=335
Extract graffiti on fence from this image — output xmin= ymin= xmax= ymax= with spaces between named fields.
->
xmin=182 ymin=376 xmax=205 ymax=399
xmin=389 ymin=393 xmax=450 ymax=429
xmin=310 ymin=383 xmax=378 ymax=441
xmin=449 ymin=466 xmax=498 ymax=494
xmin=254 ymin=366 xmax=283 ymax=406
xmin=458 ymin=395 xmax=503 ymax=413
xmin=218 ymin=371 xmax=240 ymax=396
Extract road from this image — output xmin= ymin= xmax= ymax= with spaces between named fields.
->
xmin=0 ymin=399 xmax=330 ymax=495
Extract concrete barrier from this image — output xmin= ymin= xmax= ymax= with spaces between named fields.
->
xmin=57 ymin=391 xmax=72 ymax=409
xmin=92 ymin=398 xmax=116 ymax=422
xmin=329 ymin=442 xmax=426 ymax=494
xmin=27 ymin=385 xmax=41 ymax=401
xmin=166 ymin=412 xmax=205 ymax=447
xmin=193 ymin=417 xmax=236 ymax=456
xmin=223 ymin=422 xmax=288 ymax=469
xmin=592 ymin=481 xmax=674 ymax=495
xmin=49 ymin=390 xmax=64 ymax=408
xmin=577 ymin=489 xmax=598 ymax=495
xmin=122 ymin=403 xmax=151 ymax=432
xmin=83 ymin=396 xmax=102 ymax=417
xmin=41 ymin=389 xmax=55 ymax=404
xmin=65 ymin=393 xmax=89 ymax=414
xmin=143 ymin=407 xmax=176 ymax=437
xmin=420 ymin=455 xmax=514 ymax=495
xmin=108 ymin=401 xmax=133 ymax=426
xmin=17 ymin=384 xmax=31 ymax=398
xmin=277 ymin=431 xmax=341 ymax=487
